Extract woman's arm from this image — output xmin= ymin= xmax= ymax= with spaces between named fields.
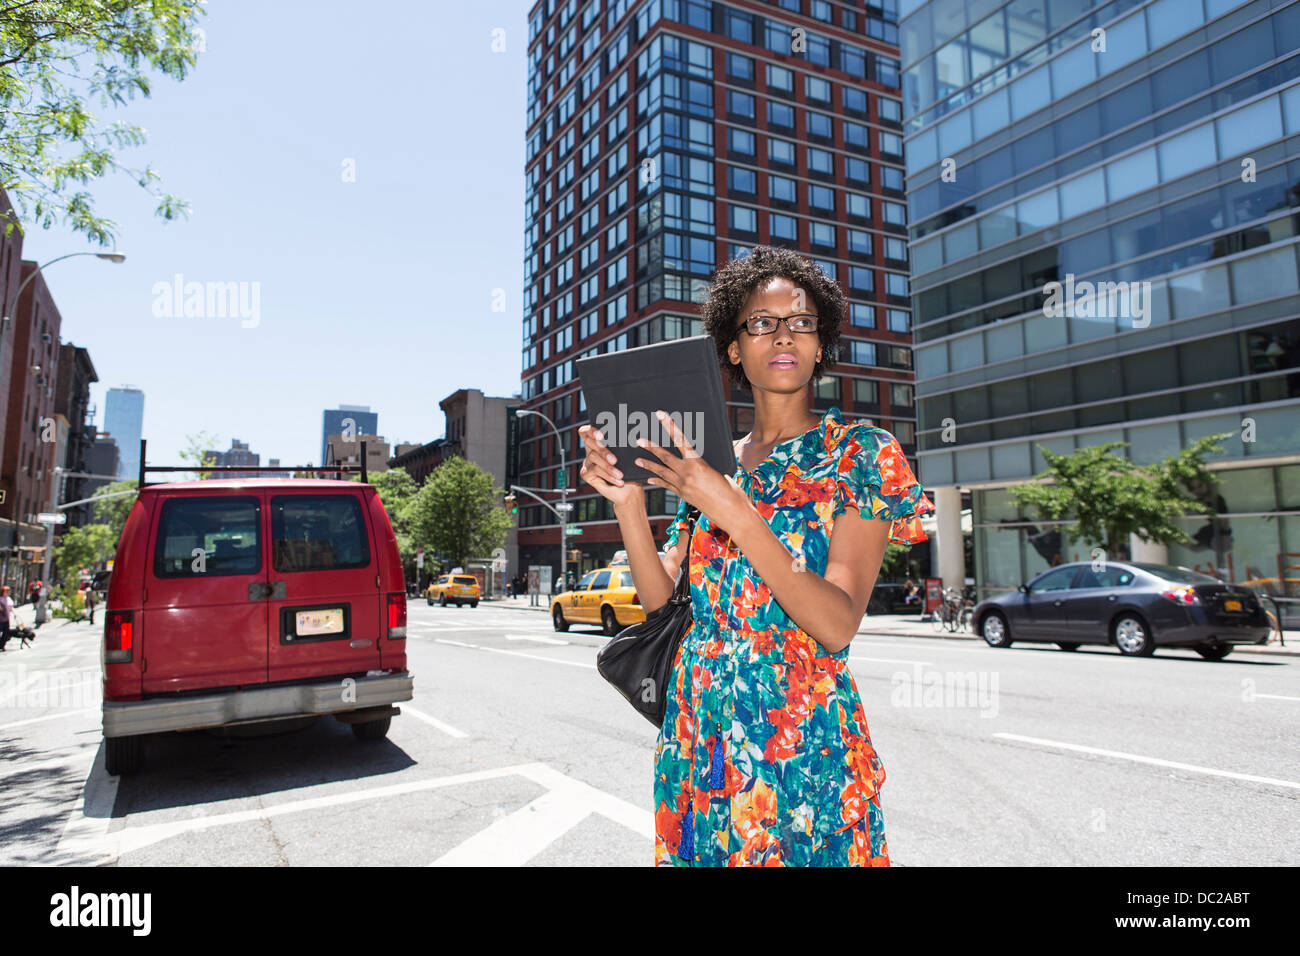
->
xmin=612 ymin=493 xmax=687 ymax=614
xmin=633 ymin=410 xmax=890 ymax=653
xmin=721 ymin=500 xmax=889 ymax=653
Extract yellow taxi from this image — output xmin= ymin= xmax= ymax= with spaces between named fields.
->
xmin=427 ymin=573 xmax=482 ymax=608
xmin=551 ymin=564 xmax=644 ymax=635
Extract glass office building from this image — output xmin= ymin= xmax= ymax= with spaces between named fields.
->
xmin=104 ymin=386 xmax=144 ymax=480
xmin=902 ymin=0 xmax=1300 ymax=623
xmin=521 ymin=0 xmax=913 ymax=575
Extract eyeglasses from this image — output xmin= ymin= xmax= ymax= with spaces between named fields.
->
xmin=735 ymin=312 xmax=820 ymax=337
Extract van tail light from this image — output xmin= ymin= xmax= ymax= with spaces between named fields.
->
xmin=105 ymin=610 xmax=134 ymax=664
xmin=387 ymin=592 xmax=407 ymax=639
xmin=1161 ymin=586 xmax=1199 ymax=606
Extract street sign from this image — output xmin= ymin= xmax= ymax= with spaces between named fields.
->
xmin=37 ymin=512 xmax=67 ymax=525
xmin=555 ymin=502 xmax=573 ymax=512
xmin=566 ymin=525 xmax=583 ymax=535
xmin=416 ymin=549 xmax=425 ymax=569
xmin=556 ymin=468 xmax=566 ymax=489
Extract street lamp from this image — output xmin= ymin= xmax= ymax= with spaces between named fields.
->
xmin=516 ymin=408 xmax=569 ymax=596
xmin=2 ymin=252 xmax=127 ymax=331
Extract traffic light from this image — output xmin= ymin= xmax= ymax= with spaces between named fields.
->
xmin=567 ymin=549 xmax=581 ymax=563
xmin=504 ymin=493 xmax=517 ymax=515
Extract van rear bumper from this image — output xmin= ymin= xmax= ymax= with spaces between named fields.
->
xmin=102 ymin=671 xmax=414 ymax=738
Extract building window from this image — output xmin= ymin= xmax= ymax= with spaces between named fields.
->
xmin=767 ymin=101 xmax=795 ymax=130
xmin=769 ymin=174 xmax=796 ymax=203
xmin=806 ymin=110 xmax=833 ymax=139
xmin=848 ymin=265 xmax=873 ymax=292
xmin=879 ymin=131 xmax=903 ymax=155
xmin=891 ymin=384 xmax=914 ymax=407
xmin=807 ymin=146 xmax=833 ymax=175
xmin=847 ymin=193 xmax=871 ymax=219
xmin=724 ymin=10 xmax=753 ymax=44
xmin=845 ymin=157 xmax=870 ymax=185
xmin=886 ymin=309 xmax=910 ymax=332
xmin=728 ymin=166 xmax=756 ymax=194
xmin=728 ymin=127 xmax=755 ymax=156
xmin=806 ymin=75 xmax=831 ymax=102
xmin=730 ymin=204 xmax=757 ymax=233
xmin=847 ymin=228 xmax=871 ymax=255
xmin=853 ymin=379 xmax=878 ymax=406
xmin=843 ymin=120 xmax=868 ymax=150
xmin=768 ymin=137 xmax=795 ymax=166
xmin=808 ymin=184 xmax=834 ymax=213
xmin=766 ymin=64 xmax=793 ymax=94
xmin=809 ymin=221 xmax=835 ymax=248
xmin=849 ymin=340 xmax=876 ymax=366
xmin=727 ymin=90 xmax=755 ymax=119
xmin=770 ymin=212 xmax=797 ymax=241
xmin=850 ymin=303 xmax=875 ymax=327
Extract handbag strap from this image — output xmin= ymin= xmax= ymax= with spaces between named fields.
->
xmin=670 ymin=506 xmax=701 ymax=602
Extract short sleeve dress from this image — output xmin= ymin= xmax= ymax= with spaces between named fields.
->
xmin=652 ymin=405 xmax=932 ymax=867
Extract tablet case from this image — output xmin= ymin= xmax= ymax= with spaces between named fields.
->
xmin=576 ymin=335 xmax=737 ymax=484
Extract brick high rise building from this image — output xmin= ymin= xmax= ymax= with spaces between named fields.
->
xmin=518 ymin=0 xmax=911 ymax=578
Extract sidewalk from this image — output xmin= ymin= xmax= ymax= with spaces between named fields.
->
xmin=484 ymin=596 xmax=1298 ymax=657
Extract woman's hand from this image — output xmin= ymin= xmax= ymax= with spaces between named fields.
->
xmin=635 ymin=410 xmax=751 ymax=532
xmin=577 ymin=423 xmax=643 ymax=509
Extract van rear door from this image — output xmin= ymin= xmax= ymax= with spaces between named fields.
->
xmin=142 ymin=492 xmax=268 ymax=694
xmin=265 ymin=490 xmax=383 ymax=682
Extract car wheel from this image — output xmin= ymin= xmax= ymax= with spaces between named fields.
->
xmin=352 ymin=716 xmax=391 ymax=741
xmin=470 ymin=600 xmax=478 ymax=608
xmin=105 ymin=735 xmax=143 ymax=776
xmin=1057 ymin=642 xmax=1080 ymax=651
xmin=1113 ymin=614 xmax=1155 ymax=656
xmin=980 ymin=611 xmax=1012 ymax=648
xmin=1195 ymin=643 xmax=1232 ymax=661
xmin=439 ymin=594 xmax=448 ymax=607
xmin=552 ymin=605 xmax=569 ymax=632
xmin=426 ymin=597 xmax=433 ymax=605
xmin=601 ymin=605 xmax=620 ymax=636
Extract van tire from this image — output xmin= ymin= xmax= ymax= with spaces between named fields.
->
xmin=470 ymin=600 xmax=478 ymax=608
xmin=352 ymin=716 xmax=391 ymax=741
xmin=105 ymin=735 xmax=143 ymax=775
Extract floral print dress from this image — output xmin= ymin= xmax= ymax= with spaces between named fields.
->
xmin=653 ymin=405 xmax=932 ymax=867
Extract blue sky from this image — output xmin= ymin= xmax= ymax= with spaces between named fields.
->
xmin=20 ymin=1 xmax=529 ymax=468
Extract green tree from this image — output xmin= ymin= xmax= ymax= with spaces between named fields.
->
xmin=878 ymin=541 xmax=914 ymax=580
xmin=409 ymin=457 xmax=511 ymax=569
xmin=178 ymin=431 xmax=219 ymax=479
xmin=370 ymin=467 xmax=418 ymax=576
xmin=53 ymin=523 xmax=118 ymax=579
xmin=1009 ymin=434 xmax=1231 ymax=559
xmin=0 ymin=0 xmax=204 ymax=245
xmin=91 ymin=479 xmax=138 ymax=538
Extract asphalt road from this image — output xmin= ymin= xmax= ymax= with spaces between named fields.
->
xmin=1 ymin=601 xmax=1296 ymax=866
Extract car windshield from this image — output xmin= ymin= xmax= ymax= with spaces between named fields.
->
xmin=1131 ymin=563 xmax=1223 ymax=584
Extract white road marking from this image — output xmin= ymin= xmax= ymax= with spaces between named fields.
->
xmin=50 ymin=762 xmax=649 ymax=862
xmin=0 ymin=708 xmax=97 ymax=732
xmin=1255 ymin=693 xmax=1300 ymax=701
xmin=993 ymin=733 xmax=1300 ymax=791
xmin=47 ymin=743 xmax=121 ymax=867
xmin=429 ymin=762 xmax=652 ymax=866
xmin=432 ymin=638 xmax=597 ymax=670
xmin=0 ymin=651 xmax=81 ymax=708
xmin=401 ymin=705 xmax=468 ymax=738
xmin=506 ymin=634 xmax=568 ymax=645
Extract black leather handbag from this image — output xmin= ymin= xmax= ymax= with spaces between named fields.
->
xmin=596 ymin=509 xmax=698 ymax=728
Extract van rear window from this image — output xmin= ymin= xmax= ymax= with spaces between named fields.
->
xmin=154 ymin=497 xmax=261 ymax=578
xmin=272 ymin=495 xmax=370 ymax=572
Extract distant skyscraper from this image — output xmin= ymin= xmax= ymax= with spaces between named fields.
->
xmin=321 ymin=405 xmax=377 ymax=466
xmin=104 ymin=386 xmax=144 ymax=479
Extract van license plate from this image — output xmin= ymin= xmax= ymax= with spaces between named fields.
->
xmin=297 ymin=608 xmax=344 ymax=635
xmin=1222 ymin=599 xmax=1242 ymax=612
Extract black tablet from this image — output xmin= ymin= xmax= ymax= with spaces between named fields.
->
xmin=576 ymin=335 xmax=737 ymax=483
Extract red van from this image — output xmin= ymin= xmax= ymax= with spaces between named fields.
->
xmin=100 ymin=478 xmax=413 ymax=774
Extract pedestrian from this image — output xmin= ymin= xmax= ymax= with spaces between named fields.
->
xmin=85 ymin=586 xmax=96 ymax=625
xmin=0 ymin=585 xmax=13 ymax=651
xmin=578 ymin=246 xmax=932 ymax=866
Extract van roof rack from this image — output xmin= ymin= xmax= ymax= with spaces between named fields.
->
xmin=136 ymin=439 xmax=369 ymax=487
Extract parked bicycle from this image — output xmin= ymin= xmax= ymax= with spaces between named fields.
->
xmin=931 ymin=586 xmax=974 ymax=633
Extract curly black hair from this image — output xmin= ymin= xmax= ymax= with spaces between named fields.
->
xmin=700 ymin=245 xmax=845 ymax=392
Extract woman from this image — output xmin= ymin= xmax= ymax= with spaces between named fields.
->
xmin=0 ymin=585 xmax=14 ymax=651
xmin=578 ymin=246 xmax=932 ymax=866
